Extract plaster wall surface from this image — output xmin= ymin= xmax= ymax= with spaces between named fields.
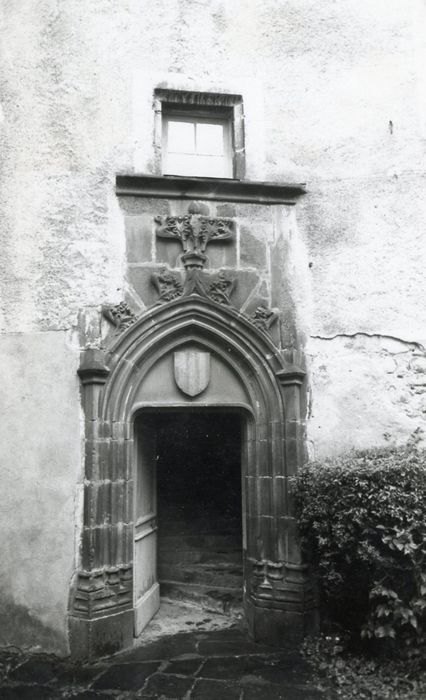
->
xmin=1 ymin=0 xmax=426 ymax=651
xmin=0 ymin=331 xmax=81 ymax=654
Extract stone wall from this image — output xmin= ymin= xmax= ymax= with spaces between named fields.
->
xmin=0 ymin=0 xmax=425 ymax=652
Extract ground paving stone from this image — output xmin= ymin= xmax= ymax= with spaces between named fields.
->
xmin=243 ymin=685 xmax=326 ymax=700
xmin=92 ymin=661 xmax=161 ymax=691
xmin=191 ymin=678 xmax=241 ymax=699
xmin=8 ymin=658 xmax=62 ymax=684
xmin=197 ymin=639 xmax=275 ymax=656
xmin=200 ymin=654 xmax=283 ymax=680
xmin=54 ymin=663 xmax=105 ymax=687
xmin=68 ymin=692 xmax=112 ymax=700
xmin=0 ymin=622 xmax=329 ymax=699
xmin=0 ymin=686 xmax=59 ymax=699
xmin=121 ymin=633 xmax=198 ymax=662
xmin=142 ymin=672 xmax=194 ymax=697
xmin=161 ymin=657 xmax=203 ymax=675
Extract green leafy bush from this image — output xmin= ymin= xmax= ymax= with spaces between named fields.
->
xmin=293 ymin=444 xmax=426 ymax=654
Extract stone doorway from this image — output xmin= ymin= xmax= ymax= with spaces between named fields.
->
xmin=72 ymin=295 xmax=317 ymax=659
xmin=134 ymin=409 xmax=244 ymax=634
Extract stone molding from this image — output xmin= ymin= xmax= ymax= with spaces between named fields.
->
xmin=73 ymin=566 xmax=133 ymax=618
xmin=247 ymin=557 xmax=316 ymax=612
xmin=116 ymin=175 xmax=306 ymax=204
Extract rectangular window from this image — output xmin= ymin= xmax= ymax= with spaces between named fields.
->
xmin=162 ymin=111 xmax=232 ymax=178
xmin=153 ymin=90 xmax=245 ymax=180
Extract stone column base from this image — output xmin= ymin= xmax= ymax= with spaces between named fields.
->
xmin=245 ymin=597 xmax=319 ymax=647
xmin=68 ymin=609 xmax=133 ymax=661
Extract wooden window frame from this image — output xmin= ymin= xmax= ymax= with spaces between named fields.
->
xmin=153 ymin=89 xmax=245 ymax=180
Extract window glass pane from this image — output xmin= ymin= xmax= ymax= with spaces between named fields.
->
xmin=165 ymin=153 xmax=228 ymax=178
xmin=167 ymin=120 xmax=195 ymax=153
xmin=196 ymin=123 xmax=224 ymax=155
xmin=192 ymin=155 xmax=227 ymax=177
xmin=165 ymin=153 xmax=199 ymax=176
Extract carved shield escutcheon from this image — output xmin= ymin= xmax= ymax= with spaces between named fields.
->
xmin=174 ymin=350 xmax=211 ymax=397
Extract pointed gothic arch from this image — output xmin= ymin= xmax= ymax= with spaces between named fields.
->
xmin=70 ymin=295 xmax=317 ymax=659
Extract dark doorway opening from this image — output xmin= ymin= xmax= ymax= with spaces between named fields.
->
xmin=151 ymin=411 xmax=243 ymax=611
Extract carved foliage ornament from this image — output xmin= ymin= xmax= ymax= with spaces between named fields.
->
xmin=151 ymin=267 xmax=236 ymax=307
xmin=207 ymin=271 xmax=236 ymax=306
xmin=155 ymin=214 xmax=234 ymax=254
xmin=102 ymin=302 xmax=137 ymax=330
xmin=250 ymin=305 xmax=280 ymax=333
xmin=151 ymin=268 xmax=183 ymax=303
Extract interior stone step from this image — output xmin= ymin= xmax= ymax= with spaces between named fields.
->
xmin=158 ymin=549 xmax=242 ymax=566
xmin=160 ymin=579 xmax=243 ymax=615
xmin=158 ymin=560 xmax=243 ymax=588
xmin=158 ymin=533 xmax=242 ymax=550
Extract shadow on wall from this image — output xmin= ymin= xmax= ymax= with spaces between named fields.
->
xmin=0 ymin=597 xmax=68 ymax=656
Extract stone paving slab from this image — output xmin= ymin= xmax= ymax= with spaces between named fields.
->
xmin=0 ymin=624 xmax=332 ymax=699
